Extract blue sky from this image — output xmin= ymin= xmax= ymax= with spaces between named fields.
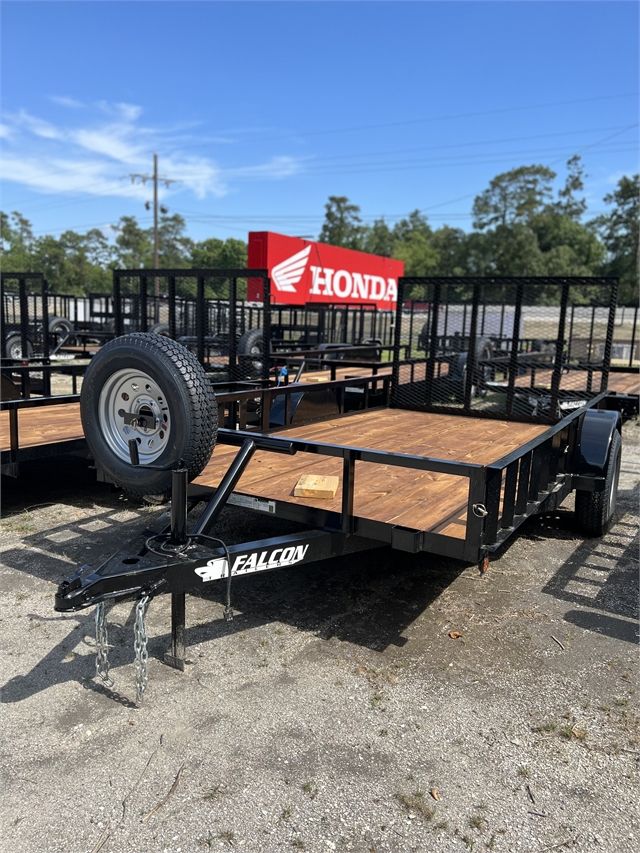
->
xmin=1 ymin=1 xmax=638 ymax=243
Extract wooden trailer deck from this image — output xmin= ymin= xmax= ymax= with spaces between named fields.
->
xmin=512 ymin=368 xmax=640 ymax=395
xmin=194 ymin=409 xmax=547 ymax=539
xmin=0 ymin=402 xmax=83 ymax=451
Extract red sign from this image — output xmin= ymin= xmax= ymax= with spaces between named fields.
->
xmin=248 ymin=232 xmax=404 ymax=311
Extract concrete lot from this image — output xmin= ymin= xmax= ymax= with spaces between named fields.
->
xmin=1 ymin=423 xmax=638 ymax=853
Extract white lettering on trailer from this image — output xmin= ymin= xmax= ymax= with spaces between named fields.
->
xmin=194 ymin=544 xmax=310 ymax=583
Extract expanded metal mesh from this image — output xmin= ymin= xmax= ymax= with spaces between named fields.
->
xmin=391 ymin=277 xmax=618 ymax=424
xmin=113 ymin=269 xmax=270 ymax=382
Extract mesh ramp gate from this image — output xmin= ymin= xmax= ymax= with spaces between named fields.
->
xmin=391 ymin=276 xmax=618 ymax=424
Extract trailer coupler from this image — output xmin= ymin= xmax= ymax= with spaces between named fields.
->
xmin=57 ymin=526 xmax=380 ymax=701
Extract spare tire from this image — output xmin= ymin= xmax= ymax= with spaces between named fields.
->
xmin=238 ymin=327 xmax=265 ymax=378
xmin=80 ymin=333 xmax=217 ymax=497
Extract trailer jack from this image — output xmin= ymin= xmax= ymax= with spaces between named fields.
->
xmin=56 ymin=436 xmax=382 ymax=703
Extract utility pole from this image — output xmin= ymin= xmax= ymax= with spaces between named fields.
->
xmin=130 ymin=154 xmax=178 ymax=295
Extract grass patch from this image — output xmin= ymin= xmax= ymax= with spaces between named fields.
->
xmin=301 ymin=781 xmax=318 ymax=800
xmin=517 ymin=766 xmax=530 ymax=779
xmin=532 ymin=721 xmax=557 ymax=734
xmin=559 ymin=724 xmax=587 ymax=741
xmin=395 ymin=790 xmax=435 ymax=821
xmin=469 ymin=814 xmax=487 ymax=831
xmin=217 ymin=830 xmax=235 ymax=846
xmin=203 ymin=784 xmax=226 ymax=801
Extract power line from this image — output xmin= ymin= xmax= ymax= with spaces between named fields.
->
xmin=195 ymin=92 xmax=639 ymax=143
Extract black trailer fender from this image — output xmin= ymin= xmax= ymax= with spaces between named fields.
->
xmin=572 ymin=408 xmax=621 ymax=481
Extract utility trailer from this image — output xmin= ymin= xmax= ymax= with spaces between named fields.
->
xmin=53 ymin=276 xmax=623 ymax=703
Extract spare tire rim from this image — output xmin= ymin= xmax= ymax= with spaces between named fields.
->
xmin=99 ymin=368 xmax=171 ymax=464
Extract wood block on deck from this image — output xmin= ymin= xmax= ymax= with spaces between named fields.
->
xmin=294 ymin=473 xmax=340 ymax=499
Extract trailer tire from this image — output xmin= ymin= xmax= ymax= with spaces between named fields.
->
xmin=574 ymin=429 xmax=621 ymax=537
xmin=4 ymin=333 xmax=34 ymax=360
xmin=49 ymin=316 xmax=74 ymax=337
xmin=80 ymin=333 xmax=217 ymax=498
xmin=238 ymin=328 xmax=264 ymax=378
xmin=150 ymin=322 xmax=171 ymax=336
xmin=451 ymin=337 xmax=493 ymax=400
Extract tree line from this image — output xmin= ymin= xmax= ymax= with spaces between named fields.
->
xmin=1 ymin=157 xmax=637 ymax=303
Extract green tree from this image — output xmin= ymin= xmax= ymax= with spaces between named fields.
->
xmin=190 ymin=236 xmax=248 ymax=270
xmin=394 ymin=231 xmax=439 ymax=277
xmin=319 ymin=196 xmax=363 ymax=249
xmin=113 ymin=215 xmax=152 ymax=268
xmin=533 ymin=212 xmax=604 ymax=277
xmin=392 ymin=209 xmax=431 ymax=243
xmin=592 ymin=174 xmax=639 ymax=304
xmin=362 ymin=218 xmax=394 ymax=256
xmin=472 ymin=165 xmax=556 ymax=229
xmin=0 ymin=211 xmax=36 ymax=270
xmin=554 ymin=155 xmax=587 ymax=220
xmin=431 ymin=226 xmax=468 ymax=276
xmin=157 ymin=213 xmax=193 ymax=267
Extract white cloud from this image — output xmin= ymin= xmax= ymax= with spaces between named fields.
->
xmin=49 ymin=95 xmax=84 ymax=109
xmin=0 ymin=155 xmax=149 ymax=199
xmin=72 ymin=126 xmax=143 ymax=164
xmin=0 ymin=100 xmax=305 ymax=203
xmin=13 ymin=110 xmax=63 ymax=140
xmin=226 ymin=156 xmax=303 ymax=180
xmin=97 ymin=100 xmax=143 ymax=122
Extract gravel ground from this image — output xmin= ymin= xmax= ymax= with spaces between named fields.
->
xmin=1 ymin=423 xmax=638 ymax=853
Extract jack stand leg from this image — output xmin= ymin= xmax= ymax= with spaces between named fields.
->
xmin=164 ymin=592 xmax=186 ymax=671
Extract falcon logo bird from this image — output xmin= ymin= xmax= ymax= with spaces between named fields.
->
xmin=271 ymin=245 xmax=311 ymax=293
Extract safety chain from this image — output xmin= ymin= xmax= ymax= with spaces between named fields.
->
xmin=134 ymin=595 xmax=151 ymax=705
xmin=95 ymin=602 xmax=114 ymax=688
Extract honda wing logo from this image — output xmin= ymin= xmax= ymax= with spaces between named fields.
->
xmin=271 ymin=245 xmax=311 ymax=293
xmin=194 ymin=544 xmax=310 ymax=582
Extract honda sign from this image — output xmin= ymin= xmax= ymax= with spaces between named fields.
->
xmin=248 ymin=232 xmax=404 ymax=311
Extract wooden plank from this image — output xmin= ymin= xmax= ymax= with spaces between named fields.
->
xmin=294 ymin=474 xmax=340 ymax=498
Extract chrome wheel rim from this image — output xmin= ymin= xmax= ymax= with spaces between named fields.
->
xmin=98 ymin=368 xmax=170 ymax=464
